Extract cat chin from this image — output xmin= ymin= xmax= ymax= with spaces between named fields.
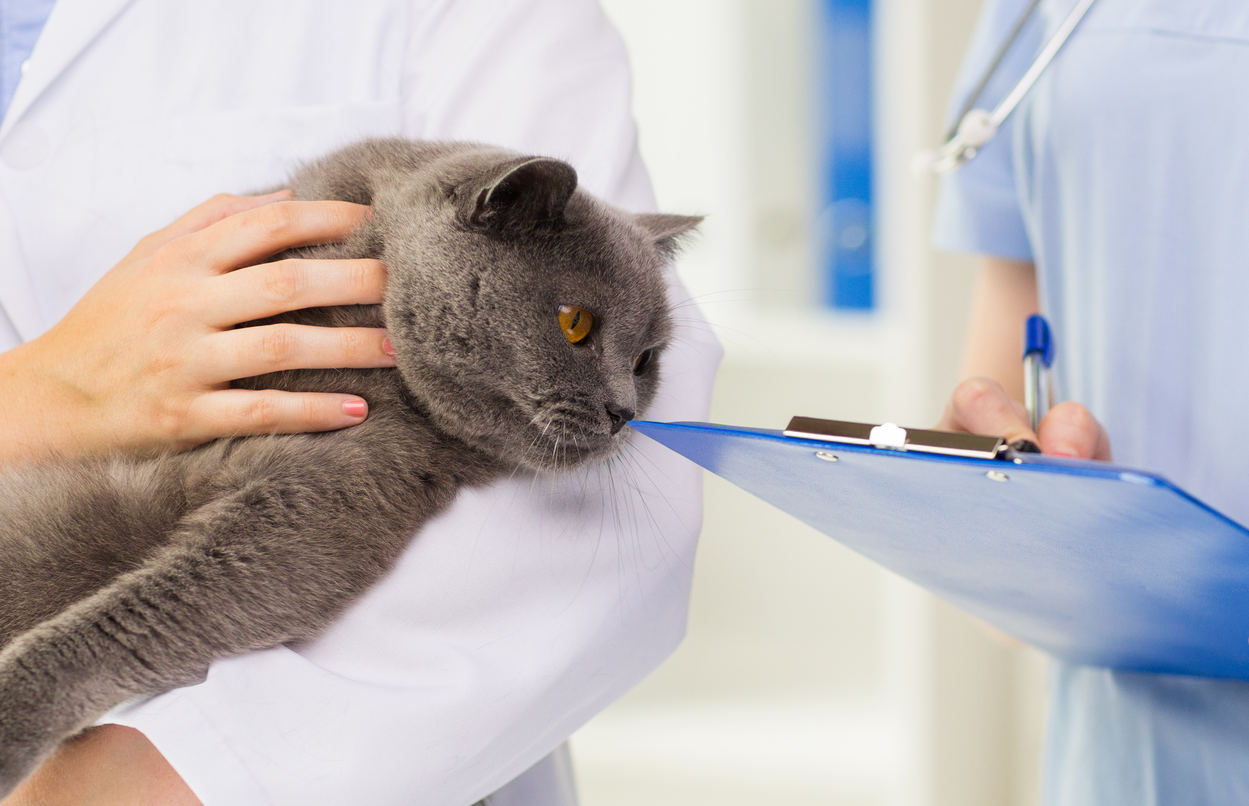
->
xmin=513 ymin=428 xmax=632 ymax=474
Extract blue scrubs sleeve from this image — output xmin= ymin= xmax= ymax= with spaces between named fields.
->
xmin=932 ymin=0 xmax=1039 ymax=261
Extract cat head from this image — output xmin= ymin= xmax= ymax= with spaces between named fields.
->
xmin=374 ymin=146 xmax=699 ymax=472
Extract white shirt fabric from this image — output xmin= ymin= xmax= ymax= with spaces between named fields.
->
xmin=0 ymin=1 xmax=722 ymax=804
xmin=935 ymin=0 xmax=1249 ymax=803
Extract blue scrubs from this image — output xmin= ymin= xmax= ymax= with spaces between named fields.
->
xmin=0 ymin=0 xmax=57 ymax=116
xmin=935 ymin=0 xmax=1249 ymax=802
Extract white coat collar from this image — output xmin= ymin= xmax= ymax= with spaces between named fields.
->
xmin=0 ymin=0 xmax=137 ymax=140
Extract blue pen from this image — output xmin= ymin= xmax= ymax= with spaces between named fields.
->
xmin=1023 ymin=314 xmax=1054 ymax=432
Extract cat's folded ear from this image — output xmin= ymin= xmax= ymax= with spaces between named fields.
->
xmin=634 ymin=213 xmax=704 ymax=259
xmin=468 ymin=157 xmax=578 ymax=233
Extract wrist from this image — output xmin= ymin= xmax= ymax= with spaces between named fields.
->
xmin=0 ymin=339 xmax=100 ymax=465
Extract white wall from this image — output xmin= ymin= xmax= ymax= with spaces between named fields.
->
xmin=571 ymin=1 xmax=1050 ymax=804
xmin=598 ymin=0 xmax=753 ymax=307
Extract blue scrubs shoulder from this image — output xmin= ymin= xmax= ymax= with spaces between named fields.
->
xmin=935 ymin=0 xmax=1249 ymax=802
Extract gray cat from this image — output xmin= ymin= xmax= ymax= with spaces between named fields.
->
xmin=0 ymin=138 xmax=698 ymax=795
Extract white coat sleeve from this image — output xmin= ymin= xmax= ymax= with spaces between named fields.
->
xmin=105 ymin=1 xmax=723 ymax=805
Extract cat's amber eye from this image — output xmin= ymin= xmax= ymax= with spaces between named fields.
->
xmin=558 ymin=305 xmax=594 ymax=344
xmin=634 ymin=348 xmax=656 ymax=375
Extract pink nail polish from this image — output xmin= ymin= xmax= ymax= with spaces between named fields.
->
xmin=343 ymin=400 xmax=367 ymax=418
xmin=382 ymin=338 xmax=396 ymax=357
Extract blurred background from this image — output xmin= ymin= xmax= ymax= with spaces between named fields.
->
xmin=569 ymin=1 xmax=1052 ymax=804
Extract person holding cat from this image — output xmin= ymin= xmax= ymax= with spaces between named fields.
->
xmin=933 ymin=0 xmax=1249 ymax=802
xmin=0 ymin=0 xmax=720 ymax=804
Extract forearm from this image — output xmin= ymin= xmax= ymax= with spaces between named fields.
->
xmin=960 ymin=256 xmax=1038 ymax=402
xmin=1 ymin=726 xmax=200 ymax=806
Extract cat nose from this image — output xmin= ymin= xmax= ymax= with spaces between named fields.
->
xmin=605 ymin=403 xmax=635 ymax=434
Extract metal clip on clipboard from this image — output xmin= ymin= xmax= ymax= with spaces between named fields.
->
xmin=782 ymin=416 xmax=1021 ymax=460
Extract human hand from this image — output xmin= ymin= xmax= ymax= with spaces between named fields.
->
xmin=0 ymin=725 xmax=201 ymax=806
xmin=0 ymin=193 xmax=395 ymax=464
xmin=936 ymin=377 xmax=1112 ymax=461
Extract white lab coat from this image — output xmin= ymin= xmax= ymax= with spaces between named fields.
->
xmin=0 ymin=1 xmax=721 ymax=804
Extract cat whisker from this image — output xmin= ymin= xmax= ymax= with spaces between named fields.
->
xmin=617 ymin=449 xmax=692 ymax=576
xmin=665 ymin=286 xmax=789 ymax=310
xmin=599 ymin=458 xmax=633 ymax=613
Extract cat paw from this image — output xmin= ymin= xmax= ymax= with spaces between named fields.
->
xmin=0 ymin=702 xmax=55 ymax=798
xmin=0 ymin=738 xmax=46 ymax=801
xmin=0 ymin=645 xmax=81 ymax=797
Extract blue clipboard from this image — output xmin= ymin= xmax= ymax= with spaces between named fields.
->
xmin=630 ymin=419 xmax=1249 ymax=680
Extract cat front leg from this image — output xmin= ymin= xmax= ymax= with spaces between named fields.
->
xmin=0 ymin=473 xmax=428 ymax=797
xmin=0 ymin=580 xmax=213 ymax=797
xmin=0 ymin=627 xmax=88 ymax=795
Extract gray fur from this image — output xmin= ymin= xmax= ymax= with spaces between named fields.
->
xmin=0 ymin=138 xmax=699 ymax=794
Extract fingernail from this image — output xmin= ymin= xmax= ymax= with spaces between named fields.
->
xmin=343 ymin=400 xmax=367 ymax=418
xmin=365 ymin=206 xmax=374 ymax=220
xmin=1050 ymin=451 xmax=1076 ymax=458
xmin=382 ymin=337 xmax=395 ymax=357
xmin=262 ymin=189 xmax=294 ymax=202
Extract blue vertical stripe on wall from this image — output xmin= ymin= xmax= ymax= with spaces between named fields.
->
xmin=818 ymin=0 xmax=875 ymax=310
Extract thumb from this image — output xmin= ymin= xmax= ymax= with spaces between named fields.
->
xmin=937 ymin=377 xmax=1038 ymax=446
xmin=1037 ymin=401 xmax=1113 ymax=461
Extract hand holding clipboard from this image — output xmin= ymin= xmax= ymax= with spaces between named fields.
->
xmin=631 ymin=316 xmax=1248 ymax=679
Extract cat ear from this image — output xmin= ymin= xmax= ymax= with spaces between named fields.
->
xmin=469 ymin=157 xmax=578 ymax=231
xmin=634 ymin=213 xmax=703 ymax=259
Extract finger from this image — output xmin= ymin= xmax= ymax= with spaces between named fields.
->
xmin=131 ymin=191 xmax=294 ymax=260
xmin=176 ymin=200 xmax=371 ymax=274
xmin=200 ymin=324 xmax=395 ymax=383
xmin=938 ymin=377 xmax=1038 ymax=445
xmin=183 ymin=389 xmax=371 ymax=441
xmin=206 ymin=258 xmax=388 ymax=326
xmin=1037 ymin=401 xmax=1113 ymax=461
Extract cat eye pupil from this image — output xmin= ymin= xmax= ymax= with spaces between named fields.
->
xmin=558 ymin=304 xmax=593 ymax=344
xmin=634 ymin=348 xmax=654 ymax=375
